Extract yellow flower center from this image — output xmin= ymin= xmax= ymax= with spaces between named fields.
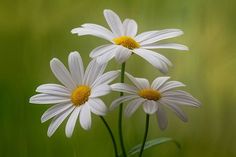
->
xmin=138 ymin=89 xmax=161 ymax=101
xmin=71 ymin=85 xmax=91 ymax=106
xmin=113 ymin=36 xmax=140 ymax=49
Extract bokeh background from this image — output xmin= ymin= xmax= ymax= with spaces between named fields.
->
xmin=1 ymin=0 xmax=236 ymax=156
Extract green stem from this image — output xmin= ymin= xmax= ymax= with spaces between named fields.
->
xmin=100 ymin=116 xmax=118 ymax=157
xmin=139 ymin=114 xmax=150 ymax=157
xmin=119 ymin=63 xmax=127 ymax=157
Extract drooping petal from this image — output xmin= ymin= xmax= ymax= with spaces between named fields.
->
xmin=65 ymin=106 xmax=81 ymax=138
xmin=92 ymin=70 xmax=120 ymax=88
xmin=90 ymin=85 xmax=111 ymax=97
xmin=159 ymin=81 xmax=185 ymax=93
xmin=68 ymin=51 xmax=84 ymax=85
xmin=41 ymin=102 xmax=73 ymax=123
xmin=50 ymin=58 xmax=76 ymax=90
xmin=125 ymin=98 xmax=145 ymax=117
xmin=29 ymin=94 xmax=70 ymax=104
xmin=156 ymin=104 xmax=168 ymax=130
xmin=111 ymin=83 xmax=138 ymax=94
xmin=143 ymin=100 xmax=158 ymax=114
xmin=114 ymin=46 xmax=132 ymax=64
xmin=88 ymin=98 xmax=108 ymax=116
xmin=160 ymin=99 xmax=188 ymax=122
xmin=162 ymin=90 xmax=200 ymax=107
xmin=142 ymin=43 xmax=189 ymax=51
xmin=96 ymin=48 xmax=117 ymax=64
xmin=36 ymin=84 xmax=70 ymax=96
xmin=90 ymin=44 xmax=117 ymax=58
xmin=103 ymin=9 xmax=123 ymax=37
xmin=139 ymin=29 xmax=183 ymax=46
xmin=123 ymin=19 xmax=138 ymax=37
xmin=134 ymin=49 xmax=172 ymax=73
xmin=79 ymin=104 xmax=92 ymax=130
xmin=47 ymin=106 xmax=74 ymax=137
xmin=151 ymin=77 xmax=170 ymax=90
xmin=110 ymin=95 xmax=139 ymax=110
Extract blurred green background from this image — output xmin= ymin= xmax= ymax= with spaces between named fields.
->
xmin=1 ymin=0 xmax=236 ymax=156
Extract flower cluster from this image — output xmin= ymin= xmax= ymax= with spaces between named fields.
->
xmin=30 ymin=9 xmax=200 ymax=157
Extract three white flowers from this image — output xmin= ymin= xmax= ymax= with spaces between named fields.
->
xmin=30 ymin=9 xmax=200 ymax=139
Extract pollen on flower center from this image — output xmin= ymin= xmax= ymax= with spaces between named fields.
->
xmin=71 ymin=85 xmax=91 ymax=106
xmin=113 ymin=36 xmax=140 ymax=49
xmin=138 ymin=89 xmax=161 ymax=101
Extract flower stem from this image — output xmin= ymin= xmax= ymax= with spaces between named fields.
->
xmin=119 ymin=62 xmax=127 ymax=157
xmin=100 ymin=116 xmax=118 ymax=157
xmin=139 ymin=114 xmax=150 ymax=157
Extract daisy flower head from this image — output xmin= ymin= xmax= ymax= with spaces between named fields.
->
xmin=29 ymin=51 xmax=119 ymax=137
xmin=71 ymin=9 xmax=189 ymax=73
xmin=110 ymin=73 xmax=200 ymax=130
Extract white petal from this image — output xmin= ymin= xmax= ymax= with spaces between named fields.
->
xmin=36 ymin=84 xmax=70 ymax=96
xmin=125 ymin=98 xmax=145 ymax=117
xmin=50 ymin=58 xmax=76 ymax=90
xmin=139 ymin=29 xmax=183 ymax=46
xmin=143 ymin=100 xmax=158 ymax=114
xmin=160 ymin=99 xmax=188 ymax=122
xmin=79 ymin=104 xmax=92 ymax=130
xmin=123 ymin=19 xmax=138 ymax=37
xmin=114 ymin=46 xmax=132 ymax=64
xmin=96 ymin=48 xmax=117 ymax=64
xmin=30 ymin=94 xmax=70 ymax=104
xmin=125 ymin=72 xmax=149 ymax=89
xmin=134 ymin=49 xmax=172 ymax=73
xmin=90 ymin=45 xmax=117 ymax=58
xmin=65 ymin=106 xmax=81 ymax=138
xmin=47 ymin=106 xmax=74 ymax=137
xmin=81 ymin=23 xmax=114 ymax=40
xmin=142 ymin=43 xmax=189 ymax=51
xmin=162 ymin=90 xmax=200 ymax=107
xmin=71 ymin=24 xmax=114 ymax=41
xmin=92 ymin=70 xmax=120 ymax=88
xmin=68 ymin=51 xmax=84 ymax=85
xmin=110 ymin=95 xmax=139 ymax=110
xmin=151 ymin=77 xmax=170 ymax=90
xmin=111 ymin=83 xmax=138 ymax=94
xmin=103 ymin=9 xmax=123 ymax=36
xmin=89 ymin=98 xmax=108 ymax=116
xmin=90 ymin=85 xmax=111 ymax=97
xmin=83 ymin=59 xmax=106 ymax=85
xmin=159 ymin=81 xmax=185 ymax=93
xmin=41 ymin=102 xmax=73 ymax=123
xmin=156 ymin=104 xmax=168 ymax=130
xmin=135 ymin=31 xmax=159 ymax=43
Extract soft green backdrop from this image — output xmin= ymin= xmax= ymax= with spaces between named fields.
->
xmin=1 ymin=0 xmax=236 ymax=156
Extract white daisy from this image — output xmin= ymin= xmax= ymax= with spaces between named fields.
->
xmin=29 ymin=51 xmax=119 ymax=137
xmin=110 ymin=73 xmax=200 ymax=130
xmin=71 ymin=9 xmax=188 ymax=73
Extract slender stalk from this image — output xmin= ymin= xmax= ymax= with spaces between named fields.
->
xmin=139 ymin=114 xmax=150 ymax=157
xmin=100 ymin=116 xmax=118 ymax=157
xmin=119 ymin=63 xmax=127 ymax=157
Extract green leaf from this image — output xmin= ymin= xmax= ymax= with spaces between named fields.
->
xmin=127 ymin=137 xmax=181 ymax=156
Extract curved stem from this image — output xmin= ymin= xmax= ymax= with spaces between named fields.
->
xmin=119 ymin=63 xmax=127 ymax=157
xmin=139 ymin=114 xmax=150 ymax=157
xmin=100 ymin=116 xmax=118 ymax=157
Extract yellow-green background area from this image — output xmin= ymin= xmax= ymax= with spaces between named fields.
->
xmin=1 ymin=0 xmax=236 ymax=156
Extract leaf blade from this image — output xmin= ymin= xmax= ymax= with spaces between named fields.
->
xmin=128 ymin=137 xmax=181 ymax=156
